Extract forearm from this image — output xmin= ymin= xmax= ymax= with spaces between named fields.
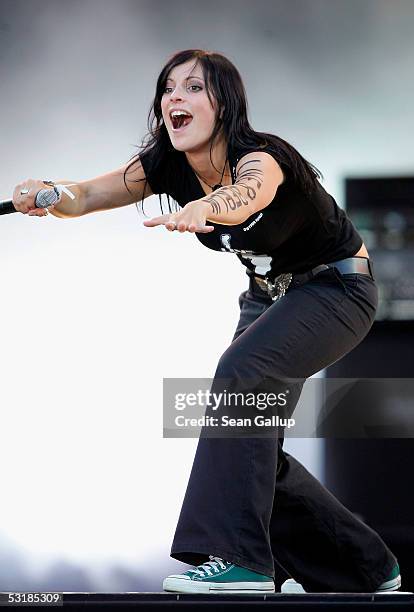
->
xmin=199 ymin=184 xmax=254 ymax=225
xmin=49 ymin=181 xmax=86 ymax=218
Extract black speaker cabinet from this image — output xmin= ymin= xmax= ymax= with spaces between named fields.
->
xmin=324 ymin=320 xmax=414 ymax=591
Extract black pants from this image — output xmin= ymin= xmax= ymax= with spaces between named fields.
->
xmin=170 ymin=266 xmax=398 ymax=592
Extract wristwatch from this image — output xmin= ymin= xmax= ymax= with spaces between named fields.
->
xmin=42 ymin=179 xmax=60 ymax=199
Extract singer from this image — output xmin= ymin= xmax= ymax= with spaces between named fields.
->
xmin=11 ymin=49 xmax=401 ymax=595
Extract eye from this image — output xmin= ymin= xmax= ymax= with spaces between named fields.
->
xmin=163 ymin=85 xmax=202 ymax=94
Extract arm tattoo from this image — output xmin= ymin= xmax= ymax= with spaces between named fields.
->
xmin=202 ymin=159 xmax=264 ymax=216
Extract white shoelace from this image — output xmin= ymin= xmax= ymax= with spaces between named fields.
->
xmin=187 ymin=555 xmax=228 ymax=577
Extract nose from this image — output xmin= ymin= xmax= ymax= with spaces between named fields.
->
xmin=168 ymin=83 xmax=188 ymax=101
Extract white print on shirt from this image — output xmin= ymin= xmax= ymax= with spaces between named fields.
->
xmin=219 ymin=233 xmax=273 ymax=277
xmin=243 ymin=212 xmax=263 ymax=232
xmin=220 ymin=234 xmax=233 ymax=252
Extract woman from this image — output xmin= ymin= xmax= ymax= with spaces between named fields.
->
xmin=13 ymin=49 xmax=400 ymax=595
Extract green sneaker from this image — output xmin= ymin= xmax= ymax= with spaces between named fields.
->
xmin=163 ymin=555 xmax=275 ymax=594
xmin=281 ymin=562 xmax=401 ymax=593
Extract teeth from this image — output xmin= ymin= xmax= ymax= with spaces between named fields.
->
xmin=170 ymin=110 xmax=192 ymax=118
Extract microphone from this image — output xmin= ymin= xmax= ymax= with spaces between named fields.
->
xmin=0 ymin=184 xmax=75 ymax=215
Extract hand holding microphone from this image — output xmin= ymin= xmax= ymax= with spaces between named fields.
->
xmin=0 ymin=179 xmax=76 ymax=216
xmin=11 ymin=179 xmax=58 ymax=217
xmin=12 ymin=179 xmax=62 ymax=217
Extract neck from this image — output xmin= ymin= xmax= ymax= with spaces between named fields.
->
xmin=185 ymin=140 xmax=231 ymax=185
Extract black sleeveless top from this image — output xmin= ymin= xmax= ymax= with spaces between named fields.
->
xmin=139 ymin=144 xmax=362 ymax=281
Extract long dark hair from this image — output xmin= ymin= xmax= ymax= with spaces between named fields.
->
xmin=124 ymin=49 xmax=323 ymax=215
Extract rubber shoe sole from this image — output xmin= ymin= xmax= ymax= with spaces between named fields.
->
xmin=375 ymin=574 xmax=402 ymax=591
xmin=281 ymin=574 xmax=402 ymax=594
xmin=163 ymin=575 xmax=275 ymax=594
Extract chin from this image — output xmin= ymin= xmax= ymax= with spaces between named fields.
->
xmin=169 ymin=141 xmax=188 ymax=152
xmin=169 ymin=138 xmax=205 ymax=153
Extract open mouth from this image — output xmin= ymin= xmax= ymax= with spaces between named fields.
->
xmin=170 ymin=111 xmax=193 ymax=132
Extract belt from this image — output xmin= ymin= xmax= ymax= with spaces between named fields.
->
xmin=252 ymin=257 xmax=374 ymax=301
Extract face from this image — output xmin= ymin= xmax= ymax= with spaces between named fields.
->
xmin=161 ymin=60 xmax=220 ymax=153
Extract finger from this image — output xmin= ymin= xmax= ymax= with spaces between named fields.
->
xmin=28 ymin=208 xmax=49 ymax=217
xmin=196 ymin=225 xmax=215 ymax=233
xmin=176 ymin=221 xmax=187 ymax=232
xmin=13 ymin=181 xmax=50 ymax=213
xmin=166 ymin=221 xmax=178 ymax=231
xmin=143 ymin=218 xmax=164 ymax=227
xmin=144 ymin=214 xmax=172 ymax=226
xmin=31 ymin=204 xmax=55 ymax=217
xmin=13 ymin=183 xmax=33 ymax=212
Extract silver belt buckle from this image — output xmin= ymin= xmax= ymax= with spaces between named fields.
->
xmin=257 ymin=273 xmax=293 ymax=301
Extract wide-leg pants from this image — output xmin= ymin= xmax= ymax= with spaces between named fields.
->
xmin=170 ymin=266 xmax=398 ymax=592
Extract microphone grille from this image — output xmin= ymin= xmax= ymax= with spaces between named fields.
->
xmin=35 ymin=188 xmax=60 ymax=209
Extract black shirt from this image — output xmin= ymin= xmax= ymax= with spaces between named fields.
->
xmin=139 ymin=144 xmax=363 ymax=281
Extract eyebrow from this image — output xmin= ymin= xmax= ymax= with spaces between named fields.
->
xmin=166 ymin=76 xmax=204 ymax=83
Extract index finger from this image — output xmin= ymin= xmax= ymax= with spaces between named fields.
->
xmin=193 ymin=224 xmax=215 ymax=233
xmin=142 ymin=215 xmax=170 ymax=227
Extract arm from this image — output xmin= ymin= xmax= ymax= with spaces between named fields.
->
xmin=199 ymin=151 xmax=285 ymax=225
xmin=142 ymin=151 xmax=285 ymax=233
xmin=50 ymin=155 xmax=153 ymax=219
